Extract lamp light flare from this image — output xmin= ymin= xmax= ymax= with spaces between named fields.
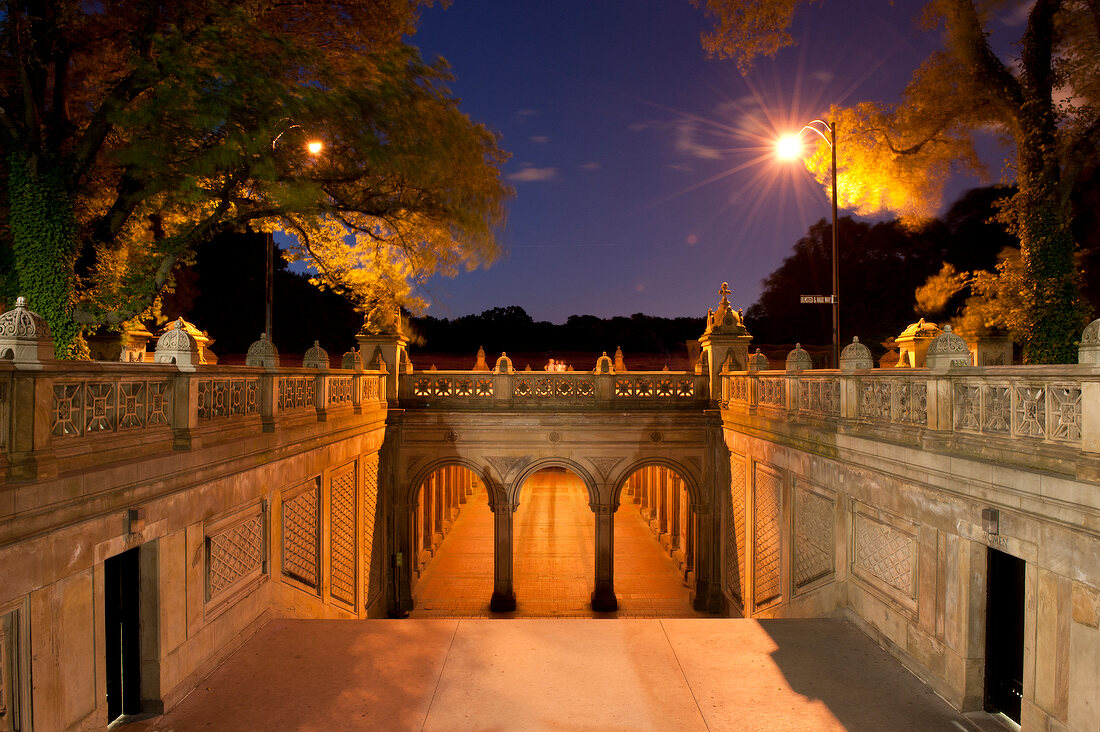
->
xmin=307 ymin=140 xmax=324 ymax=156
xmin=776 ymin=134 xmax=804 ymax=160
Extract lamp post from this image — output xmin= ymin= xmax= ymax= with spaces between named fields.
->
xmin=778 ymin=120 xmax=839 ymax=368
xmin=267 ymin=127 xmax=323 ymax=342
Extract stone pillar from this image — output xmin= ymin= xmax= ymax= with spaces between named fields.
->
xmin=632 ymin=473 xmax=641 ymax=504
xmin=691 ymin=503 xmax=716 ymax=611
xmin=432 ymin=473 xmax=444 ymax=546
xmin=591 ymin=501 xmax=618 ymax=611
xmin=458 ymin=467 xmax=469 ymax=505
xmin=698 ymin=283 xmax=753 ymax=401
xmin=355 ymin=305 xmax=409 ymax=404
xmin=489 ymin=493 xmax=517 ymax=612
xmin=656 ymin=467 xmax=669 ymax=544
xmin=675 ymin=487 xmax=690 ymax=573
xmin=669 ymin=478 xmax=681 ymax=552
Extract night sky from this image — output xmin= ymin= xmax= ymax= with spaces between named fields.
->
xmin=340 ymin=1 xmax=1017 ymax=323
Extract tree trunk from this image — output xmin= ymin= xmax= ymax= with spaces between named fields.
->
xmin=7 ymin=152 xmax=81 ymax=358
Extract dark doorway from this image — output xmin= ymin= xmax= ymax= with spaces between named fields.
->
xmin=105 ymin=547 xmax=142 ymax=722
xmin=984 ymin=548 xmax=1025 ymax=723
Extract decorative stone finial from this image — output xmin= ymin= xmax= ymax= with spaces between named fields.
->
xmin=302 ymin=339 xmax=330 ymax=370
xmin=747 ymin=348 xmax=770 ymax=372
xmin=703 ymin=282 xmax=748 ymax=337
xmin=840 ymin=336 xmax=874 ymax=371
xmin=0 ymin=295 xmax=56 ymax=364
xmin=473 ymin=346 xmax=490 ymax=371
xmin=613 ymin=346 xmax=627 ymax=372
xmin=493 ymin=352 xmax=513 ymax=373
xmin=785 ymin=343 xmax=813 ymax=372
xmin=925 ymin=325 xmax=971 ymax=370
xmin=341 ymin=346 xmax=363 ymax=371
xmin=360 ymin=302 xmax=401 ymax=336
xmin=153 ymin=318 xmax=200 ymax=370
xmin=245 ymin=332 xmax=280 ymax=367
xmin=1080 ymin=317 xmax=1100 ymax=364
xmin=595 ymin=351 xmax=614 ymax=374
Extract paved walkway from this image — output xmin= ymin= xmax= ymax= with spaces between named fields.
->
xmin=412 ymin=469 xmax=705 ymax=617
xmin=130 ymin=617 xmax=1006 ymax=731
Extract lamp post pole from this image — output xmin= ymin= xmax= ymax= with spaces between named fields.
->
xmin=265 ymin=232 xmax=274 ymax=342
xmin=829 ymin=121 xmax=839 ymax=369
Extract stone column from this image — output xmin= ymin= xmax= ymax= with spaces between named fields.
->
xmin=432 ymin=473 xmax=444 ymax=547
xmin=669 ymin=478 xmax=681 ymax=552
xmin=632 ymin=473 xmax=641 ymax=505
xmin=458 ymin=467 xmax=469 ymax=505
xmin=690 ymin=502 xmax=719 ymax=612
xmin=489 ymin=492 xmax=517 ymax=612
xmin=591 ymin=501 xmax=618 ymax=611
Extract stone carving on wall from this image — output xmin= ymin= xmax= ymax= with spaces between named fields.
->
xmin=795 ymin=484 xmax=835 ymax=590
xmin=278 ymin=377 xmax=315 ymax=410
xmin=486 ymin=455 xmax=529 ymax=480
xmin=51 ymin=379 xmax=171 ymax=438
xmin=329 ymin=465 xmax=357 ymax=607
xmin=589 ymin=456 xmax=622 ymax=479
xmin=197 ymin=378 xmax=259 ymax=420
xmin=207 ymin=510 xmax=265 ymax=602
xmin=1050 ymin=386 xmax=1082 ymax=441
xmin=726 ymin=457 xmax=747 ymax=605
xmin=362 ymin=454 xmax=383 ymax=604
xmin=851 ymin=505 xmax=917 ymax=609
xmin=282 ymin=482 xmax=320 ymax=589
xmin=753 ymin=464 xmax=782 ymax=609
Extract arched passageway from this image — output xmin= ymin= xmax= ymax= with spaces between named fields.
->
xmin=614 ymin=465 xmax=699 ymax=616
xmin=410 ymin=465 xmax=706 ymax=617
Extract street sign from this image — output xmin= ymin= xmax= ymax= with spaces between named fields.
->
xmin=800 ymin=295 xmax=835 ymax=304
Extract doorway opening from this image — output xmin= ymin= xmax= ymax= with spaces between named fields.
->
xmin=616 ymin=466 xmax=702 ymax=616
xmin=105 ymin=546 xmax=142 ymax=723
xmin=984 ymin=547 xmax=1025 ymax=723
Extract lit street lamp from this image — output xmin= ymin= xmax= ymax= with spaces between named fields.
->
xmin=267 ymin=128 xmax=324 ymax=343
xmin=777 ymin=120 xmax=839 ymax=368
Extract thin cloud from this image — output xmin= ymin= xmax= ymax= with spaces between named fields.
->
xmin=508 ymin=165 xmax=558 ymax=182
xmin=673 ymin=120 xmax=723 ymax=160
xmin=580 ymin=161 xmax=601 ymax=170
xmin=515 ymin=108 xmax=539 ymax=118
xmin=530 ymin=135 xmax=550 ymax=144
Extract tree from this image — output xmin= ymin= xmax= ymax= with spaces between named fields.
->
xmin=693 ymin=0 xmax=1097 ymax=362
xmin=1 ymin=1 xmax=511 ymax=356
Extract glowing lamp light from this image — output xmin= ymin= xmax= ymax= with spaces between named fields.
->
xmin=776 ymin=134 xmax=804 ymax=160
xmin=307 ymin=140 xmax=324 ymax=156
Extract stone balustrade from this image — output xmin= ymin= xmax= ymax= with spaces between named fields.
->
xmin=722 ymin=365 xmax=1100 ymax=474
xmin=0 ymin=360 xmax=387 ymax=482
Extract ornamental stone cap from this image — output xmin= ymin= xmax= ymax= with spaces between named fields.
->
xmin=153 ymin=319 xmax=199 ymax=370
xmin=840 ymin=336 xmax=874 ymax=371
xmin=595 ymin=351 xmax=614 ymax=374
xmin=702 ymin=282 xmax=748 ymax=338
xmin=747 ymin=348 xmax=770 ymax=372
xmin=473 ymin=346 xmax=490 ymax=371
xmin=1080 ymin=317 xmax=1100 ymax=364
xmin=493 ymin=352 xmax=513 ymax=373
xmin=925 ymin=325 xmax=972 ymax=369
xmin=302 ymin=340 xmax=330 ymax=370
xmin=341 ymin=346 xmax=363 ymax=371
xmin=785 ymin=343 xmax=813 ymax=372
xmin=156 ymin=316 xmax=214 ymax=364
xmin=896 ymin=317 xmax=941 ymax=341
xmin=245 ymin=333 xmax=280 ymax=367
xmin=0 ymin=296 xmax=56 ymax=364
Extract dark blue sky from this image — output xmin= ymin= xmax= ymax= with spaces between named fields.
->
xmin=400 ymin=1 xmax=1012 ymax=323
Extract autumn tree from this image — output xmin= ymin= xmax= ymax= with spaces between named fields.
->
xmin=693 ymin=0 xmax=1097 ymax=362
xmin=0 ymin=0 xmax=511 ymax=356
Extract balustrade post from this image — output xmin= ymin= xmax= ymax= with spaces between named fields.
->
xmin=926 ymin=375 xmax=953 ymax=431
xmin=591 ymin=500 xmax=618 ymax=611
xmin=1083 ymin=377 xmax=1099 ymax=454
xmin=259 ymin=372 xmax=276 ymax=432
xmin=171 ymin=370 xmax=199 ymax=450
xmin=690 ymin=502 xmax=720 ymax=612
xmin=7 ymin=371 xmax=57 ymax=481
xmin=489 ymin=494 xmax=517 ymax=612
xmin=840 ymin=374 xmax=860 ymax=420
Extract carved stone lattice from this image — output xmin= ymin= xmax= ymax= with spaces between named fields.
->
xmin=52 ymin=383 xmax=82 ymax=436
xmin=208 ymin=514 xmax=264 ymax=599
xmin=795 ymin=488 xmax=835 ymax=588
xmin=860 ymin=380 xmax=892 ymax=421
xmin=119 ymin=382 xmax=146 ymax=429
xmin=1050 ymin=386 xmax=1082 ymax=441
xmin=329 ymin=377 xmax=353 ymax=405
xmin=728 ymin=376 xmax=749 ymax=402
xmin=801 ymin=378 xmax=839 ymax=415
xmin=148 ymin=381 xmax=170 ymax=426
xmin=279 ymin=377 xmax=315 ymax=410
xmin=983 ymin=385 xmax=1011 ymax=433
xmin=84 ymin=382 xmax=116 ymax=433
xmin=954 ymin=384 xmax=980 ymax=431
xmin=753 ymin=466 xmax=782 ymax=608
xmin=1014 ymin=386 xmax=1046 ymax=437
xmin=362 ymin=454 xmax=383 ymax=603
xmin=853 ymin=513 xmax=914 ymax=597
xmin=329 ymin=466 xmax=357 ymax=606
xmin=0 ymin=382 xmax=8 ymax=450
xmin=758 ymin=378 xmax=785 ymax=407
xmin=726 ymin=458 xmax=747 ymax=604
xmin=282 ymin=485 xmax=319 ymax=588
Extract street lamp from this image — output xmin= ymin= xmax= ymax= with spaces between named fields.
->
xmin=777 ymin=119 xmax=839 ymax=368
xmin=266 ymin=128 xmax=324 ymax=343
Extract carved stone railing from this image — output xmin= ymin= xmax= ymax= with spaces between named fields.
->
xmin=720 ymin=366 xmax=1100 ymax=461
xmin=0 ymin=361 xmax=387 ymax=482
xmin=399 ymin=370 xmax=709 ymax=409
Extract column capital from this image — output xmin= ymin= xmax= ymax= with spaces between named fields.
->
xmin=689 ymin=502 xmax=712 ymax=516
xmin=589 ymin=502 xmax=618 ymax=514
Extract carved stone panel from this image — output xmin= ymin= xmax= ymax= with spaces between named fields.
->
xmin=851 ymin=504 xmax=918 ymax=610
xmin=726 ymin=456 xmax=747 ymax=605
xmin=329 ymin=464 xmax=358 ymax=607
xmin=282 ymin=480 xmax=320 ymax=590
xmin=206 ymin=507 xmax=265 ymax=604
xmin=794 ymin=483 xmax=835 ymax=591
xmin=362 ymin=453 xmax=383 ymax=604
xmin=753 ymin=464 xmax=782 ymax=609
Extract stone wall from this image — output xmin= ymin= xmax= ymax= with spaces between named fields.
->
xmin=720 ymin=365 xmax=1100 ymax=731
xmin=0 ymin=361 xmax=388 ymax=730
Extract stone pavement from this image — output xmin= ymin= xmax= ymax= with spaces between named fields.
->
xmin=412 ymin=470 xmax=706 ymax=617
xmin=129 ymin=617 xmax=1008 ymax=731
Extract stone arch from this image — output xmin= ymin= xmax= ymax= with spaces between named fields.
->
xmin=609 ymin=457 xmax=702 ymax=508
xmin=509 ymin=457 xmax=600 ymax=508
xmin=403 ymin=457 xmax=500 ymax=508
